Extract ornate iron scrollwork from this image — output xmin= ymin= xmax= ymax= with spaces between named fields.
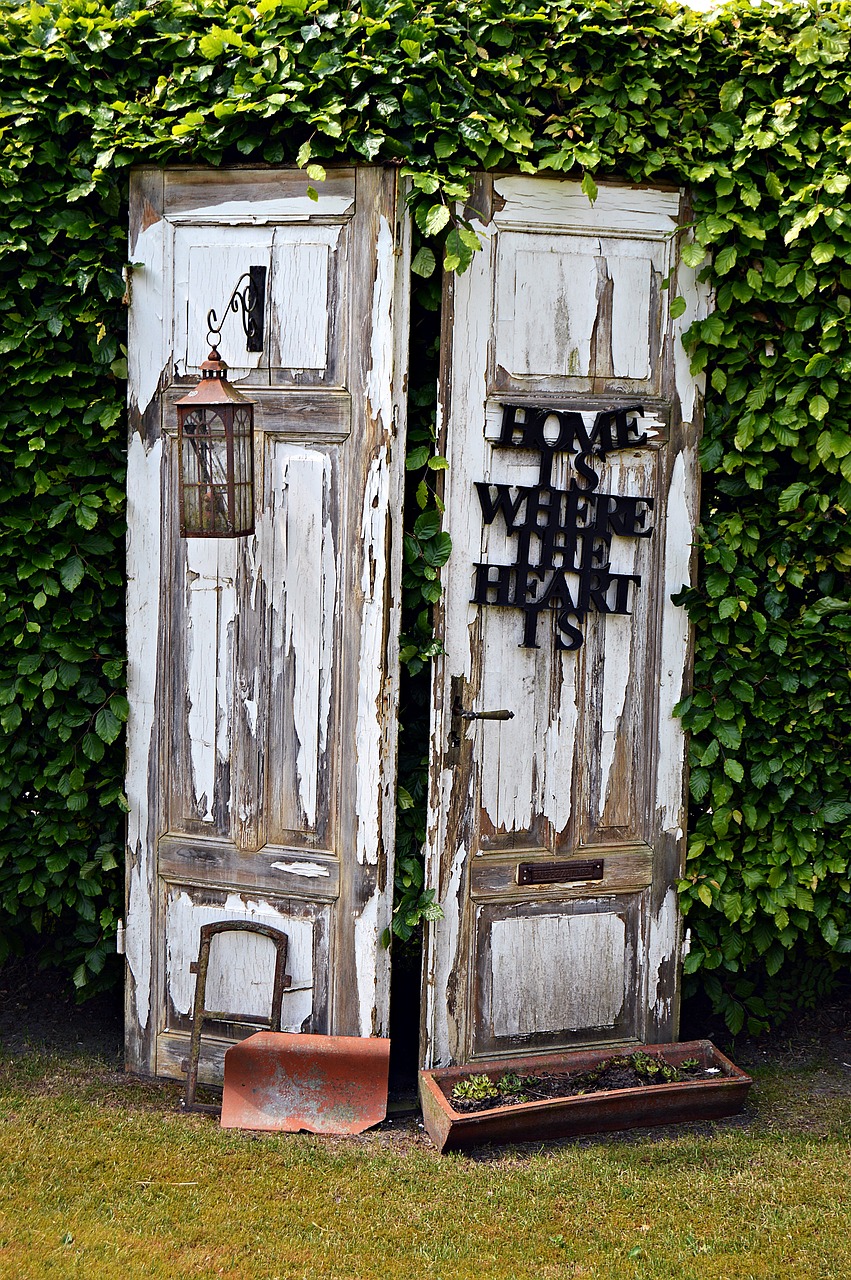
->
xmin=206 ymin=265 xmax=267 ymax=353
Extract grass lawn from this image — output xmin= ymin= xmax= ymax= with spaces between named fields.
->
xmin=0 ymin=1046 xmax=849 ymax=1280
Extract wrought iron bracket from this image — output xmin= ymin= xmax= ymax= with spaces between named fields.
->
xmin=206 ymin=265 xmax=267 ymax=353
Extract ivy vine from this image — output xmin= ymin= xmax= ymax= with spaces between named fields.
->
xmin=1 ymin=0 xmax=850 ymax=1028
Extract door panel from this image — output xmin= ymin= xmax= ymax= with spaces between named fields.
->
xmin=474 ymin=896 xmax=641 ymax=1057
xmin=126 ymin=166 xmax=410 ymax=1080
xmin=422 ymin=175 xmax=709 ymax=1067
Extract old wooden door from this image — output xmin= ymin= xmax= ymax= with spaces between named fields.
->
xmin=125 ymin=167 xmax=409 ymax=1080
xmin=422 ymin=176 xmax=709 ymax=1067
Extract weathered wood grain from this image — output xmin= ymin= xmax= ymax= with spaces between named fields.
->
xmin=163 ymin=167 xmax=356 ymax=222
xmin=162 ymin=387 xmax=353 ymax=439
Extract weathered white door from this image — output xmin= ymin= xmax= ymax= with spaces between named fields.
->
xmin=126 ymin=167 xmax=409 ymax=1080
xmin=423 ymin=176 xmax=709 ymax=1066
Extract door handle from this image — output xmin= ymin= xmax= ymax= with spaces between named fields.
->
xmin=456 ymin=708 xmax=514 ymax=721
xmin=446 ymin=679 xmax=514 ymax=765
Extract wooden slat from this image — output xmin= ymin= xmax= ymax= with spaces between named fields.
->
xmin=469 ymin=843 xmax=653 ymax=900
xmin=162 ymin=388 xmax=352 ymax=439
xmin=163 ymin=167 xmax=356 ymax=222
xmin=158 ymin=835 xmax=340 ymax=900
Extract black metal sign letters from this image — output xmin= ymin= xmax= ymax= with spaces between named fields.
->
xmin=472 ymin=404 xmax=655 ymax=651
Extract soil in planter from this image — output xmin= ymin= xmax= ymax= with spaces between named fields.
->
xmin=448 ymin=1050 xmax=713 ymax=1114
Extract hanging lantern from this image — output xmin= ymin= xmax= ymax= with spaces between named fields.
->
xmin=175 ymin=268 xmax=266 ymax=538
xmin=176 ymin=347 xmax=255 ymax=537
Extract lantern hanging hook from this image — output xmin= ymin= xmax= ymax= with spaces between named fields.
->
xmin=205 ymin=265 xmax=267 ymax=353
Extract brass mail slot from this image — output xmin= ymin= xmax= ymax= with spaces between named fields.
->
xmin=517 ymin=858 xmax=604 ymax=886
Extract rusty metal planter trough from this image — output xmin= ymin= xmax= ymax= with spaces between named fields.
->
xmin=419 ymin=1040 xmax=751 ymax=1154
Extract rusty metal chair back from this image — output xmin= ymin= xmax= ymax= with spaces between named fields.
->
xmin=184 ymin=920 xmax=290 ymax=1112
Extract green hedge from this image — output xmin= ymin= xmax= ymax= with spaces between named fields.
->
xmin=1 ymin=0 xmax=850 ymax=1028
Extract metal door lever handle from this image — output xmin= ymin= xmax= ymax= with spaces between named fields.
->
xmin=445 ymin=676 xmax=514 ymax=764
xmin=457 ymin=709 xmax=514 ymax=721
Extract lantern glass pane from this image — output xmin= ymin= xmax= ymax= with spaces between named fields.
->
xmin=232 ymin=406 xmax=254 ymax=533
xmin=180 ymin=407 xmax=234 ymax=536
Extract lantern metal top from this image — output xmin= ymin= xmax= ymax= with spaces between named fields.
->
xmin=176 ymin=347 xmax=253 ymax=408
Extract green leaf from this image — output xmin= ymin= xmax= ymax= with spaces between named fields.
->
xmin=424 ymin=204 xmax=450 ymax=236
xmin=581 ymin=172 xmax=598 ymax=205
xmin=669 ymin=296 xmax=687 ymax=319
xmin=809 ymin=394 xmax=830 ymax=421
xmin=406 ymin=446 xmax=430 ymax=471
xmin=796 ymin=267 xmax=817 ymax=298
xmin=811 ymin=242 xmax=835 ymax=265
xmin=725 ymin=1001 xmax=745 ymax=1036
xmin=75 ymin=506 xmax=98 ymax=531
xmin=690 ymin=768 xmax=710 ymax=802
xmin=82 ymin=733 xmax=105 ymax=763
xmin=59 ymin=556 xmax=84 ymax=592
xmin=778 ymin=482 xmax=807 ymax=511
xmin=413 ymin=510 xmax=442 ymax=540
xmin=822 ymin=801 xmax=851 ymax=824
xmin=110 ymin=695 xmax=130 ymax=723
xmin=434 ymin=137 xmax=457 ymax=159
xmin=681 ymin=241 xmax=706 ymax=269
xmin=411 ymin=247 xmax=436 ymax=278
xmin=422 ymin=532 xmax=452 ymax=568
xmin=95 ymin=707 xmax=121 ymax=745
xmin=719 ymin=80 xmax=743 ymax=111
xmin=724 ymin=759 xmax=744 ymax=783
xmin=715 ymin=245 xmax=737 ymax=275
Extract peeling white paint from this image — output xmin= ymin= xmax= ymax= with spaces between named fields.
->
xmin=355 ymin=448 xmax=389 ymax=866
xmin=496 ymin=236 xmax=598 ymax=378
xmin=646 ymin=888 xmax=680 ymax=1019
xmin=271 ymin=861 xmax=331 ymax=878
xmin=425 ymin=177 xmax=703 ymax=1066
xmin=168 ymin=195 xmax=354 ymax=224
xmin=353 ymin=891 xmax=381 ymax=1036
xmin=423 ymin=841 xmax=466 ymax=1068
xmin=656 ymin=450 xmax=692 ymax=831
xmin=126 ymin=168 xmax=408 ymax=1074
xmin=265 ymin=444 xmax=335 ymax=832
xmin=185 ymin=540 xmax=235 ymax=823
xmin=365 ymin=216 xmax=395 ymax=436
xmin=174 ymin=228 xmax=273 ymax=378
xmin=354 ymin=213 xmax=396 ymax=870
xmin=285 ymin=450 xmax=328 ymax=828
xmin=319 ymin=508 xmax=336 ymax=757
xmin=126 ymin=435 xmax=162 ymax=851
xmin=494 ymin=176 xmax=680 ymax=236
xmin=609 ymin=253 xmax=652 ymax=379
xmin=128 ymin=218 xmax=168 ymax=417
xmin=269 ymin=228 xmax=341 ymax=370
xmin=125 ymin=433 xmax=163 ymax=1030
xmin=125 ymin=861 xmax=152 ymax=1031
xmin=673 ymin=237 xmax=711 ymax=423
